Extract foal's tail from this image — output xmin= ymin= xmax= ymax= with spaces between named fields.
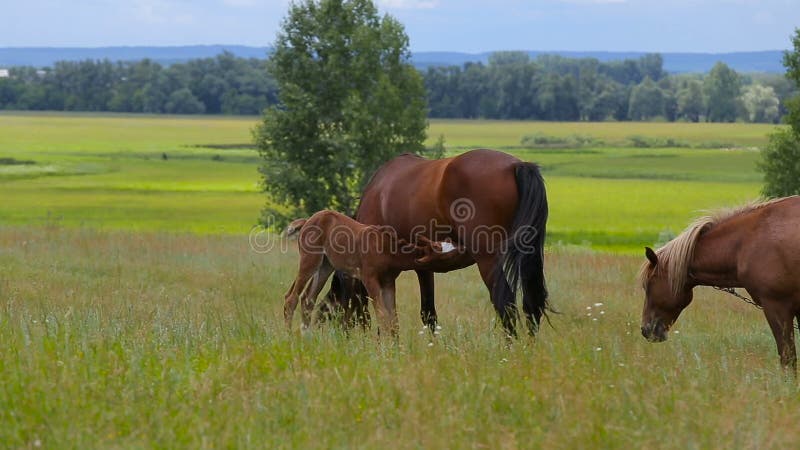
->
xmin=494 ymin=162 xmax=549 ymax=335
xmin=284 ymin=218 xmax=308 ymax=238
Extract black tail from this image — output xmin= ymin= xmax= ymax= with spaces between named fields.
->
xmin=492 ymin=162 xmax=549 ymax=336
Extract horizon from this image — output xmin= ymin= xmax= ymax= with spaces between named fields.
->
xmin=0 ymin=1 xmax=796 ymax=54
xmin=0 ymin=44 xmax=789 ymax=55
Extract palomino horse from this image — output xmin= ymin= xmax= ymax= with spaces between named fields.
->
xmin=639 ymin=196 xmax=800 ymax=372
xmin=325 ymin=149 xmax=549 ymax=337
xmin=283 ymin=210 xmax=462 ymax=335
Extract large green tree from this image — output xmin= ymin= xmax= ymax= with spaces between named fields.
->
xmin=742 ymin=84 xmax=780 ymax=123
xmin=628 ymin=77 xmax=665 ymax=120
xmin=255 ymin=0 xmax=428 ymax=223
xmin=760 ymin=28 xmax=800 ymax=197
xmin=704 ymin=62 xmax=741 ymax=122
xmin=676 ymin=79 xmax=705 ymax=122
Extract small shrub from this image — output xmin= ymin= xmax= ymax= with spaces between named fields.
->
xmin=625 ymin=135 xmax=689 ymax=148
xmin=427 ymin=134 xmax=446 ymax=159
xmin=0 ymin=157 xmax=35 ymax=165
xmin=758 ymin=127 xmax=800 ymax=197
xmin=694 ymin=140 xmax=736 ymax=149
xmin=626 ymin=135 xmax=652 ymax=148
xmin=520 ymin=132 xmax=599 ymax=148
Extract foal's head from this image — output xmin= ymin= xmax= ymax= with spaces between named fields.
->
xmin=411 ymin=236 xmax=464 ymax=264
xmin=639 ymin=247 xmax=694 ymax=342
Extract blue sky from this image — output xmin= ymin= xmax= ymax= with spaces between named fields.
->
xmin=0 ymin=0 xmax=797 ymax=52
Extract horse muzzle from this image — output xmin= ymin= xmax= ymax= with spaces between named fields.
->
xmin=641 ymin=319 xmax=668 ymax=343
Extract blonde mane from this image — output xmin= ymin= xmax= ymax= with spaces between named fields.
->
xmin=637 ymin=196 xmax=797 ymax=296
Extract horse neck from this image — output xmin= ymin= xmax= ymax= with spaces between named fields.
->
xmin=688 ymin=219 xmax=744 ymax=288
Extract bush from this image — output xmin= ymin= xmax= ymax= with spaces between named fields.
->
xmin=0 ymin=157 xmax=35 ymax=165
xmin=520 ymin=132 xmax=599 ymax=148
xmin=625 ymin=135 xmax=690 ymax=148
xmin=758 ymin=127 xmax=800 ymax=197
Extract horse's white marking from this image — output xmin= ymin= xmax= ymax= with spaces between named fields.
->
xmin=440 ymin=241 xmax=455 ymax=253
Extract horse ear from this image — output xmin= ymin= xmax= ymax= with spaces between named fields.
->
xmin=645 ymin=247 xmax=658 ymax=266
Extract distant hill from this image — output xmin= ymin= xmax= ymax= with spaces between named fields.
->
xmin=0 ymin=46 xmax=786 ymax=73
xmin=413 ymin=50 xmax=787 ymax=73
xmin=0 ymin=45 xmax=272 ymax=67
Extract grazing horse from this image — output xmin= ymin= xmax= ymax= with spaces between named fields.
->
xmin=283 ymin=210 xmax=462 ymax=335
xmin=326 ymin=149 xmax=549 ymax=337
xmin=638 ymin=196 xmax=800 ymax=372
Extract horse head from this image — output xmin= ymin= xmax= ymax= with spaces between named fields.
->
xmin=412 ymin=236 xmax=464 ymax=265
xmin=639 ymin=247 xmax=694 ymax=342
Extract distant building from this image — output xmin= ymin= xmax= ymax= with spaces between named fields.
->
xmin=0 ymin=69 xmax=9 ymax=78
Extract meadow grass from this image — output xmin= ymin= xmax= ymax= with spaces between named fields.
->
xmin=430 ymin=119 xmax=779 ymax=148
xmin=0 ymin=113 xmax=795 ymax=448
xmin=1 ymin=226 xmax=797 ymax=449
xmin=0 ymin=113 xmax=771 ymax=250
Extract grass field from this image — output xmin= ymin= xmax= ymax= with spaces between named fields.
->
xmin=1 ymin=112 xmax=796 ymax=448
xmin=0 ymin=112 xmax=777 ymax=250
xmin=2 ymin=227 xmax=798 ymax=448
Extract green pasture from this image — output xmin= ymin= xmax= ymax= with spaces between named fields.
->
xmin=0 ymin=112 xmax=776 ymax=251
xmin=1 ymin=114 xmax=797 ymax=447
xmin=1 ymin=227 xmax=798 ymax=448
xmin=431 ymin=118 xmax=777 ymax=148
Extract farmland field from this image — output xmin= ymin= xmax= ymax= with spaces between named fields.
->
xmin=1 ymin=112 xmax=798 ymax=448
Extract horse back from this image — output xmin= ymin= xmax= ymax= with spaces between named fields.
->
xmin=740 ymin=197 xmax=800 ymax=295
xmin=357 ymin=149 xmax=522 ymax=241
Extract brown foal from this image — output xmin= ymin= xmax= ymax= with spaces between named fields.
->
xmin=283 ymin=210 xmax=462 ymax=335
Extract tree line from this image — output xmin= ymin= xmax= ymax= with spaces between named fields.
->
xmin=424 ymin=52 xmax=796 ymax=123
xmin=0 ymin=51 xmax=796 ymax=122
xmin=0 ymin=52 xmax=277 ymax=114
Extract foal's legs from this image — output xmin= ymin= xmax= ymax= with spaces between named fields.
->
xmin=284 ymin=252 xmax=324 ymax=329
xmin=362 ymin=277 xmax=396 ymax=338
xmin=762 ymin=299 xmax=797 ymax=374
xmin=380 ymin=274 xmax=400 ymax=337
xmin=475 ymin=254 xmax=518 ymax=338
xmin=300 ymin=259 xmax=335 ymax=329
xmin=416 ymin=270 xmax=437 ymax=332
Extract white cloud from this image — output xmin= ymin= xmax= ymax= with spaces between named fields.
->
xmin=378 ymin=0 xmax=439 ymax=9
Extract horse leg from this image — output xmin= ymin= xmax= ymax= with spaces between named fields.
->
xmin=300 ymin=258 xmax=335 ymax=329
xmin=283 ymin=279 xmax=299 ymax=329
xmin=475 ymin=255 xmax=518 ymax=338
xmin=380 ymin=274 xmax=400 ymax=338
xmin=363 ymin=277 xmax=391 ymax=338
xmin=284 ymin=252 xmax=323 ymax=330
xmin=763 ymin=301 xmax=797 ymax=375
xmin=416 ymin=270 xmax=437 ymax=332
xmin=350 ymin=279 xmax=372 ymax=331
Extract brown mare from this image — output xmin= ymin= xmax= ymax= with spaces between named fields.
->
xmin=283 ymin=210 xmax=462 ymax=334
xmin=325 ymin=149 xmax=549 ymax=337
xmin=639 ymin=196 xmax=800 ymax=372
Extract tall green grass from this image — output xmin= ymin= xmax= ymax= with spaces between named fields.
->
xmin=0 ymin=114 xmax=794 ymax=447
xmin=0 ymin=227 xmax=796 ymax=448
